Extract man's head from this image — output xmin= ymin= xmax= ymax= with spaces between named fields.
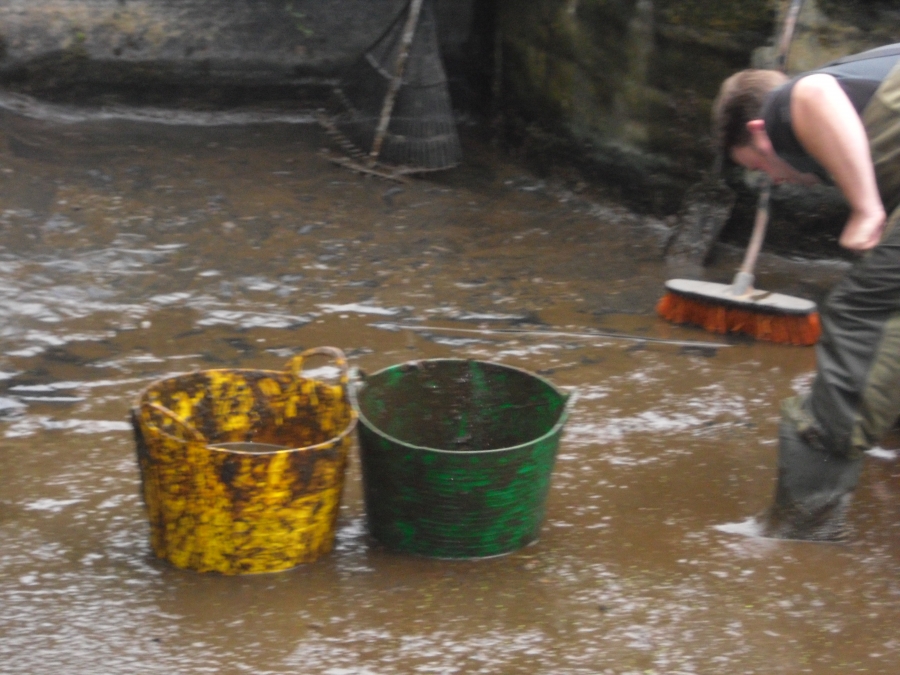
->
xmin=711 ymin=69 xmax=819 ymax=186
xmin=711 ymin=69 xmax=788 ymax=155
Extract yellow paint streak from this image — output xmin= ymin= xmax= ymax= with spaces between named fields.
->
xmin=134 ymin=359 xmax=356 ymax=574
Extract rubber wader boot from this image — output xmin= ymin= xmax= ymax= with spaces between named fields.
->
xmin=759 ymin=420 xmax=863 ymax=541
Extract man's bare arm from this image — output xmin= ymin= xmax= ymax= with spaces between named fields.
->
xmin=791 ymin=73 xmax=885 ymax=250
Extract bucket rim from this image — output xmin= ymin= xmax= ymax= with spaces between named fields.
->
xmin=132 ymin=365 xmax=344 ymax=406
xmin=349 ymin=358 xmax=575 ymax=456
xmin=133 ymin=366 xmax=358 ymax=455
xmin=136 ymin=406 xmax=359 ymax=456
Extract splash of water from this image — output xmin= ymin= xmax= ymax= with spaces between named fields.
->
xmin=712 ymin=517 xmax=766 ymax=538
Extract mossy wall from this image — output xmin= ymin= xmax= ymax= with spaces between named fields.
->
xmin=496 ymin=0 xmax=900 ymax=221
xmin=0 ymin=0 xmax=478 ymax=104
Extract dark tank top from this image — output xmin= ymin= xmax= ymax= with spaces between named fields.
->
xmin=761 ymin=43 xmax=900 ymax=179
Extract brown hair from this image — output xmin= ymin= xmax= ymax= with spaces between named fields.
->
xmin=711 ymin=69 xmax=788 ymax=153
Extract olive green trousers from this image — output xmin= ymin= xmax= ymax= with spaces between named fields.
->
xmin=766 ymin=62 xmax=900 ymax=539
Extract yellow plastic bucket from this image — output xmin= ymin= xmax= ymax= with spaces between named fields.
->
xmin=131 ymin=347 xmax=357 ymax=574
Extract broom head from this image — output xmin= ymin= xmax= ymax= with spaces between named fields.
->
xmin=657 ymin=278 xmax=821 ymax=346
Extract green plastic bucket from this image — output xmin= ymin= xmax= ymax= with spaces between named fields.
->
xmin=351 ymin=358 xmax=573 ymax=558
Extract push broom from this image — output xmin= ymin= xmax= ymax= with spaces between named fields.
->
xmin=657 ymin=0 xmax=821 ymax=346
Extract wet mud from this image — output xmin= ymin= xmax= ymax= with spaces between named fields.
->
xmin=0 ymin=95 xmax=899 ymax=674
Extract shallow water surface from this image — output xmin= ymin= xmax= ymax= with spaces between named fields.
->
xmin=0 ymin=97 xmax=898 ymax=674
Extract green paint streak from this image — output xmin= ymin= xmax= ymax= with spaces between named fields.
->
xmin=355 ymin=359 xmax=568 ymax=558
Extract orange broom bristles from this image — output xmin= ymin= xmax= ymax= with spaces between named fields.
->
xmin=656 ymin=291 xmax=821 ymax=346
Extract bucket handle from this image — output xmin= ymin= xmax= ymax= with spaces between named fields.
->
xmin=285 ymin=346 xmax=350 ymax=399
xmin=142 ymin=401 xmax=208 ymax=444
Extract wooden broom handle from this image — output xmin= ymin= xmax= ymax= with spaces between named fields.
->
xmin=775 ymin=0 xmax=805 ymax=72
xmin=732 ymin=0 xmax=804 ymax=295
xmin=370 ymin=0 xmax=425 ymax=163
xmin=742 ymin=180 xmax=771 ymax=274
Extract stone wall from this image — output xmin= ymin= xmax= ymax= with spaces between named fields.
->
xmin=496 ymin=0 xmax=775 ymax=211
xmin=494 ymin=0 xmax=900 ymax=254
xmin=0 ymin=0 xmax=479 ymax=103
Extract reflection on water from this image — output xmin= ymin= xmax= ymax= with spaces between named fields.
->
xmin=0 ymin=97 xmax=898 ymax=675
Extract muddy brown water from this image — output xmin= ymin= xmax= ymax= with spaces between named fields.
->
xmin=0 ymin=94 xmax=898 ymax=675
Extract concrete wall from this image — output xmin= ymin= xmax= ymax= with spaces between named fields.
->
xmin=0 ymin=0 xmax=478 ymax=100
xmin=494 ymin=0 xmax=900 ymax=253
xmin=495 ymin=0 xmax=900 ymax=203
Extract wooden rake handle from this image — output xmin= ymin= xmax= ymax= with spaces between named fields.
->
xmin=370 ymin=0 xmax=425 ymax=163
